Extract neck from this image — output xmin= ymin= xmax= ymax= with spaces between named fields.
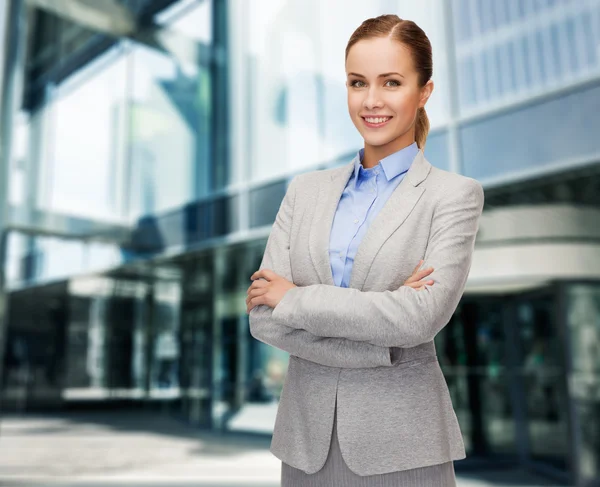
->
xmin=362 ymin=135 xmax=417 ymax=169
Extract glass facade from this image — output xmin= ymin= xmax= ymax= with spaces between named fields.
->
xmin=438 ymin=290 xmax=570 ymax=469
xmin=460 ymin=83 xmax=600 ymax=182
xmin=452 ymin=0 xmax=600 ymax=114
xmin=1 ymin=0 xmax=600 ymax=485
xmin=19 ymin=32 xmax=212 ymax=223
xmin=566 ymin=284 xmax=600 ymax=482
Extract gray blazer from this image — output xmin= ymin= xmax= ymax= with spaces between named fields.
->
xmin=249 ymin=148 xmax=484 ymax=476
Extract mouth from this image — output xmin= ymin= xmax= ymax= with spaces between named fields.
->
xmin=361 ymin=116 xmax=393 ymax=128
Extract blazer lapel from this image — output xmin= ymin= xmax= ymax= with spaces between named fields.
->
xmin=308 ymin=149 xmax=432 ymax=290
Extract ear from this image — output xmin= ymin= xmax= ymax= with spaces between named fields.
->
xmin=419 ymin=79 xmax=434 ymax=108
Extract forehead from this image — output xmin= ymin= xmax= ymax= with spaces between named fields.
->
xmin=346 ymin=37 xmax=414 ymax=75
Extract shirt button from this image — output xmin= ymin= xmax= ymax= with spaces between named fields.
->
xmin=353 ymin=218 xmax=359 ymax=224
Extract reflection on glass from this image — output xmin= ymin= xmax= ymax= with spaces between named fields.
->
xmin=129 ymin=43 xmax=211 ymax=219
xmin=567 ymin=284 xmax=600 ymax=484
xmin=149 ymin=281 xmax=181 ymax=396
xmin=516 ymin=297 xmax=568 ymax=470
xmin=438 ymin=300 xmax=516 ymax=456
xmin=452 ymin=1 xmax=600 ymax=113
xmin=155 ymin=0 xmax=213 ymax=44
xmin=51 ymin=46 xmax=128 ymax=221
xmin=180 ymin=253 xmax=214 ymax=427
xmin=460 ymin=83 xmax=600 ymax=181
xmin=2 ymin=284 xmax=68 ymax=410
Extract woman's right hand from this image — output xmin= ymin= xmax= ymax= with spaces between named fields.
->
xmin=403 ymin=260 xmax=434 ymax=291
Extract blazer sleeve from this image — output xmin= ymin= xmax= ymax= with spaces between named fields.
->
xmin=270 ymin=178 xmax=485 ymax=348
xmin=248 ymin=175 xmax=395 ymax=368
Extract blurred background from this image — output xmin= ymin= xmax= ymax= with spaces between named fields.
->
xmin=0 ymin=0 xmax=599 ymax=486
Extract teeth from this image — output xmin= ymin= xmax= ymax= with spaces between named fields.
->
xmin=365 ymin=117 xmax=390 ymax=123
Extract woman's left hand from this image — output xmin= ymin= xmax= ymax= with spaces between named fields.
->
xmin=246 ymin=269 xmax=297 ymax=314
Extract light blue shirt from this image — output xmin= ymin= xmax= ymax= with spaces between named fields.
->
xmin=329 ymin=141 xmax=419 ymax=288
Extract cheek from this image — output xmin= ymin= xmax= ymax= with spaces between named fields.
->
xmin=398 ymin=93 xmax=421 ymax=110
xmin=347 ymin=94 xmax=361 ymax=113
xmin=387 ymin=94 xmax=413 ymax=110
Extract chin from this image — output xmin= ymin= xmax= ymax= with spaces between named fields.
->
xmin=363 ymin=136 xmax=395 ymax=148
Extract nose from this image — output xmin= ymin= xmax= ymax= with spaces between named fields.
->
xmin=363 ymin=87 xmax=383 ymax=110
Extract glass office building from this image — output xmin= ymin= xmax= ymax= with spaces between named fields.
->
xmin=1 ymin=0 xmax=600 ymax=485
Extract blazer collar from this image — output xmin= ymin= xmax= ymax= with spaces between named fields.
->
xmin=308 ymin=148 xmax=431 ymax=290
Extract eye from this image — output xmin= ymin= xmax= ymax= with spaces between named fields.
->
xmin=349 ymin=79 xmax=365 ymax=88
xmin=385 ymin=79 xmax=401 ymax=87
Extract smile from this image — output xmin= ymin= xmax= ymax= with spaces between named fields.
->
xmin=362 ymin=116 xmax=393 ymax=128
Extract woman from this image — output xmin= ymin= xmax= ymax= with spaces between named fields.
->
xmin=247 ymin=14 xmax=484 ymax=486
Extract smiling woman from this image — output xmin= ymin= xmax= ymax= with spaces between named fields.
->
xmin=248 ymin=13 xmax=479 ymax=487
xmin=345 ymin=26 xmax=434 ymax=170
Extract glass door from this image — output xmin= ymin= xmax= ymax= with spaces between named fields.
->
xmin=437 ymin=297 xmax=517 ymax=459
xmin=513 ymin=290 xmax=570 ymax=471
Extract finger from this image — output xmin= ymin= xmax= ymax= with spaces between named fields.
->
xmin=248 ymin=280 xmax=267 ymax=293
xmin=409 ymin=265 xmax=433 ymax=282
xmin=248 ymin=296 xmax=258 ymax=311
xmin=248 ymin=287 xmax=268 ymax=300
xmin=417 ymin=267 xmax=434 ymax=276
xmin=253 ymin=293 xmax=268 ymax=307
xmin=247 ymin=280 xmax=264 ymax=293
xmin=405 ymin=281 xmax=432 ymax=290
xmin=412 ymin=268 xmax=434 ymax=280
xmin=412 ymin=260 xmax=424 ymax=274
xmin=248 ymin=297 xmax=259 ymax=312
xmin=246 ymin=292 xmax=258 ymax=306
xmin=251 ymin=269 xmax=276 ymax=281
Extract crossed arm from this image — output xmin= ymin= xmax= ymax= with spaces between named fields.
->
xmin=270 ymin=177 xmax=485 ymax=348
xmin=248 ymin=175 xmax=395 ymax=368
xmin=249 ymin=173 xmax=484 ymax=363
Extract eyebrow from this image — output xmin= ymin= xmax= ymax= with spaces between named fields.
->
xmin=347 ymin=72 xmax=405 ymax=79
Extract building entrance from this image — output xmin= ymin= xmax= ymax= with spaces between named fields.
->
xmin=440 ymin=285 xmax=570 ymax=480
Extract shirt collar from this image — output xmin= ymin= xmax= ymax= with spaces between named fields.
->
xmin=352 ymin=141 xmax=419 ymax=189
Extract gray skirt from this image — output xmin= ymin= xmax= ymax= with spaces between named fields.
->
xmin=281 ymin=401 xmax=456 ymax=487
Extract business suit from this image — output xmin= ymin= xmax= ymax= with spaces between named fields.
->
xmin=249 ymin=147 xmax=484 ymax=480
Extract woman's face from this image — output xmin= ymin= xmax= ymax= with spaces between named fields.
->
xmin=345 ymin=36 xmax=433 ymax=159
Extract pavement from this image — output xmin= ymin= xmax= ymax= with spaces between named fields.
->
xmin=0 ymin=411 xmax=569 ymax=486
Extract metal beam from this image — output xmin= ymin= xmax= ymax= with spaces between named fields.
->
xmin=0 ymin=0 xmax=28 ymax=429
xmin=6 ymin=205 xmax=132 ymax=244
xmin=25 ymin=0 xmax=135 ymax=36
xmin=27 ymin=0 xmax=212 ymax=68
